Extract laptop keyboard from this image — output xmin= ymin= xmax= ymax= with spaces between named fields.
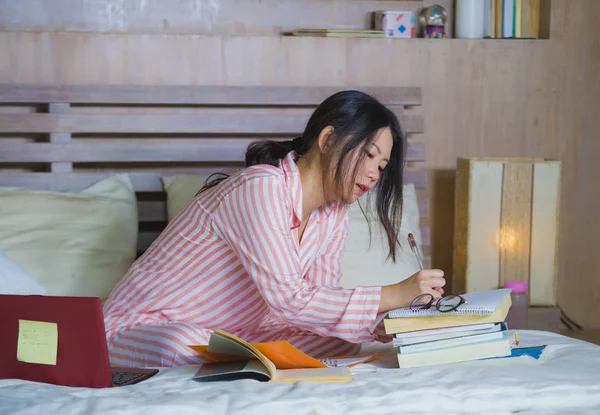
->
xmin=111 ymin=370 xmax=157 ymax=386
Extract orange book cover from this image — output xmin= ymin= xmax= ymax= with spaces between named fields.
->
xmin=188 ymin=330 xmax=378 ymax=370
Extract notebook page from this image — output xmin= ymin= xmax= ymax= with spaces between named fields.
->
xmin=388 ymin=288 xmax=511 ymax=318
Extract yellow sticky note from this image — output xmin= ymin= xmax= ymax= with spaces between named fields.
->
xmin=17 ymin=319 xmax=58 ymax=366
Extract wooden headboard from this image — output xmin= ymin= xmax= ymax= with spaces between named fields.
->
xmin=0 ymin=84 xmax=429 ymax=266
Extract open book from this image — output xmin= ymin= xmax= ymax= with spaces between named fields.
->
xmin=189 ymin=330 xmax=377 ymax=383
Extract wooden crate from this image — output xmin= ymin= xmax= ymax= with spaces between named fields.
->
xmin=453 ymin=157 xmax=561 ymax=305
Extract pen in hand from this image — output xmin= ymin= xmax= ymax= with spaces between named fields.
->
xmin=407 ymin=233 xmax=424 ymax=270
xmin=408 ymin=232 xmax=443 ymax=297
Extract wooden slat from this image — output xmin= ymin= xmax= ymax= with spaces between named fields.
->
xmin=499 ymin=162 xmax=534 ymax=287
xmin=0 ymin=84 xmax=422 ymax=106
xmin=48 ymin=103 xmax=72 ymax=173
xmin=49 ymin=134 xmax=73 ymax=172
xmin=0 ymin=139 xmax=425 ymax=163
xmin=0 ymin=112 xmax=424 ymax=134
xmin=406 ymin=142 xmax=425 ymax=162
xmin=453 ymin=159 xmax=504 ymax=294
xmin=0 ymin=137 xmax=38 ymax=143
xmin=0 ymin=170 xmax=429 ymax=193
xmin=0 ymin=105 xmax=39 ymax=114
xmin=0 ymin=140 xmax=250 ymax=163
xmin=529 ymin=162 xmax=561 ymax=305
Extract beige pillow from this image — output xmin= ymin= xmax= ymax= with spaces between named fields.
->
xmin=162 ymin=174 xmax=423 ymax=289
xmin=0 ymin=174 xmax=138 ymax=300
xmin=162 ymin=174 xmax=212 ymax=222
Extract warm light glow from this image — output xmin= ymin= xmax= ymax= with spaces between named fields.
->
xmin=497 ymin=227 xmax=520 ymax=252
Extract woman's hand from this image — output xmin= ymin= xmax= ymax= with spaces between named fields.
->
xmin=378 ymin=269 xmax=446 ymax=313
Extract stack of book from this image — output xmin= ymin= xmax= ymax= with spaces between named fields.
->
xmin=383 ymin=288 xmax=514 ymax=368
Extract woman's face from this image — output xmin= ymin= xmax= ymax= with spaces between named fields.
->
xmin=329 ymin=127 xmax=393 ymax=204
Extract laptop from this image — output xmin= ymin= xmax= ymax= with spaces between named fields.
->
xmin=0 ymin=294 xmax=158 ymax=388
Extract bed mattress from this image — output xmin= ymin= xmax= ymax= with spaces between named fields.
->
xmin=1 ymin=330 xmax=600 ymax=415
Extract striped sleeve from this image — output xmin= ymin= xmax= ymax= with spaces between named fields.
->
xmin=211 ymin=176 xmax=382 ymax=342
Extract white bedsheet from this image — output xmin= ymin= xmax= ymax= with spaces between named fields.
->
xmin=2 ymin=330 xmax=600 ymax=415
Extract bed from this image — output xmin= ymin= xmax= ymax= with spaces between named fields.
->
xmin=1 ymin=331 xmax=600 ymax=415
xmin=1 ymin=84 xmax=600 ymax=414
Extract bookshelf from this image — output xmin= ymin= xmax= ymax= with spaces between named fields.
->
xmin=285 ymin=1 xmax=551 ymax=41
xmin=0 ymin=0 xmax=551 ymax=40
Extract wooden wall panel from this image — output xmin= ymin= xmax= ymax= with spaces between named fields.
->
xmin=0 ymin=0 xmax=598 ymax=326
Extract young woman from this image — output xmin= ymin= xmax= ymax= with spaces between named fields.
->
xmin=102 ymin=90 xmax=445 ymax=368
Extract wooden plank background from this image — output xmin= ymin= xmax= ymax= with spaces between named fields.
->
xmin=0 ymin=0 xmax=598 ymax=327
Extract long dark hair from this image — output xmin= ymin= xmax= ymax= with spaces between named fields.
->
xmin=199 ymin=90 xmax=406 ymax=262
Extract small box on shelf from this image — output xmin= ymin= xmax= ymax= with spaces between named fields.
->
xmin=374 ymin=10 xmax=416 ymax=38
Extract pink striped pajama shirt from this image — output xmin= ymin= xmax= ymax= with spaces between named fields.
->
xmin=103 ymin=151 xmax=387 ymax=368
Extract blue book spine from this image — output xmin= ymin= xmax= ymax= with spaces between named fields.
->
xmin=484 ymin=0 xmax=492 ymax=38
xmin=502 ymin=0 xmax=515 ymax=38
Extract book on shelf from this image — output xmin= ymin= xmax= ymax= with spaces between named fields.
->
xmin=383 ymin=288 xmax=512 ymax=335
xmin=291 ymin=29 xmax=386 ymax=38
xmin=487 ymin=0 xmax=544 ymax=39
xmin=188 ymin=330 xmax=377 ymax=383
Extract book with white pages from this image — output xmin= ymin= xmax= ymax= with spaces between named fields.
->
xmin=396 ymin=332 xmax=512 ymax=368
xmin=388 ymin=288 xmax=512 ymax=318
xmin=393 ymin=323 xmax=507 ymax=347
xmin=394 ymin=322 xmax=497 ymax=338
xmin=397 ymin=324 xmax=509 ymax=354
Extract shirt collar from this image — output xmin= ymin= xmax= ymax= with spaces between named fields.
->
xmin=280 ymin=151 xmax=337 ymax=228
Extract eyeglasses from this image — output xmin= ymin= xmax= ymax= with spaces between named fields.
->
xmin=410 ymin=293 xmax=467 ymax=313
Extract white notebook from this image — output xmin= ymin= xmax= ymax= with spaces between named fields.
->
xmin=388 ymin=288 xmax=512 ymax=318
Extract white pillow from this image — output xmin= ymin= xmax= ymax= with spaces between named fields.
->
xmin=0 ymin=174 xmax=138 ymax=300
xmin=340 ymin=183 xmax=423 ymax=288
xmin=0 ymin=248 xmax=47 ymax=295
xmin=161 ymin=174 xmax=423 ymax=289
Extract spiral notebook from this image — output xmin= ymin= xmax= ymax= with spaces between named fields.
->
xmin=388 ymin=288 xmax=512 ymax=318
